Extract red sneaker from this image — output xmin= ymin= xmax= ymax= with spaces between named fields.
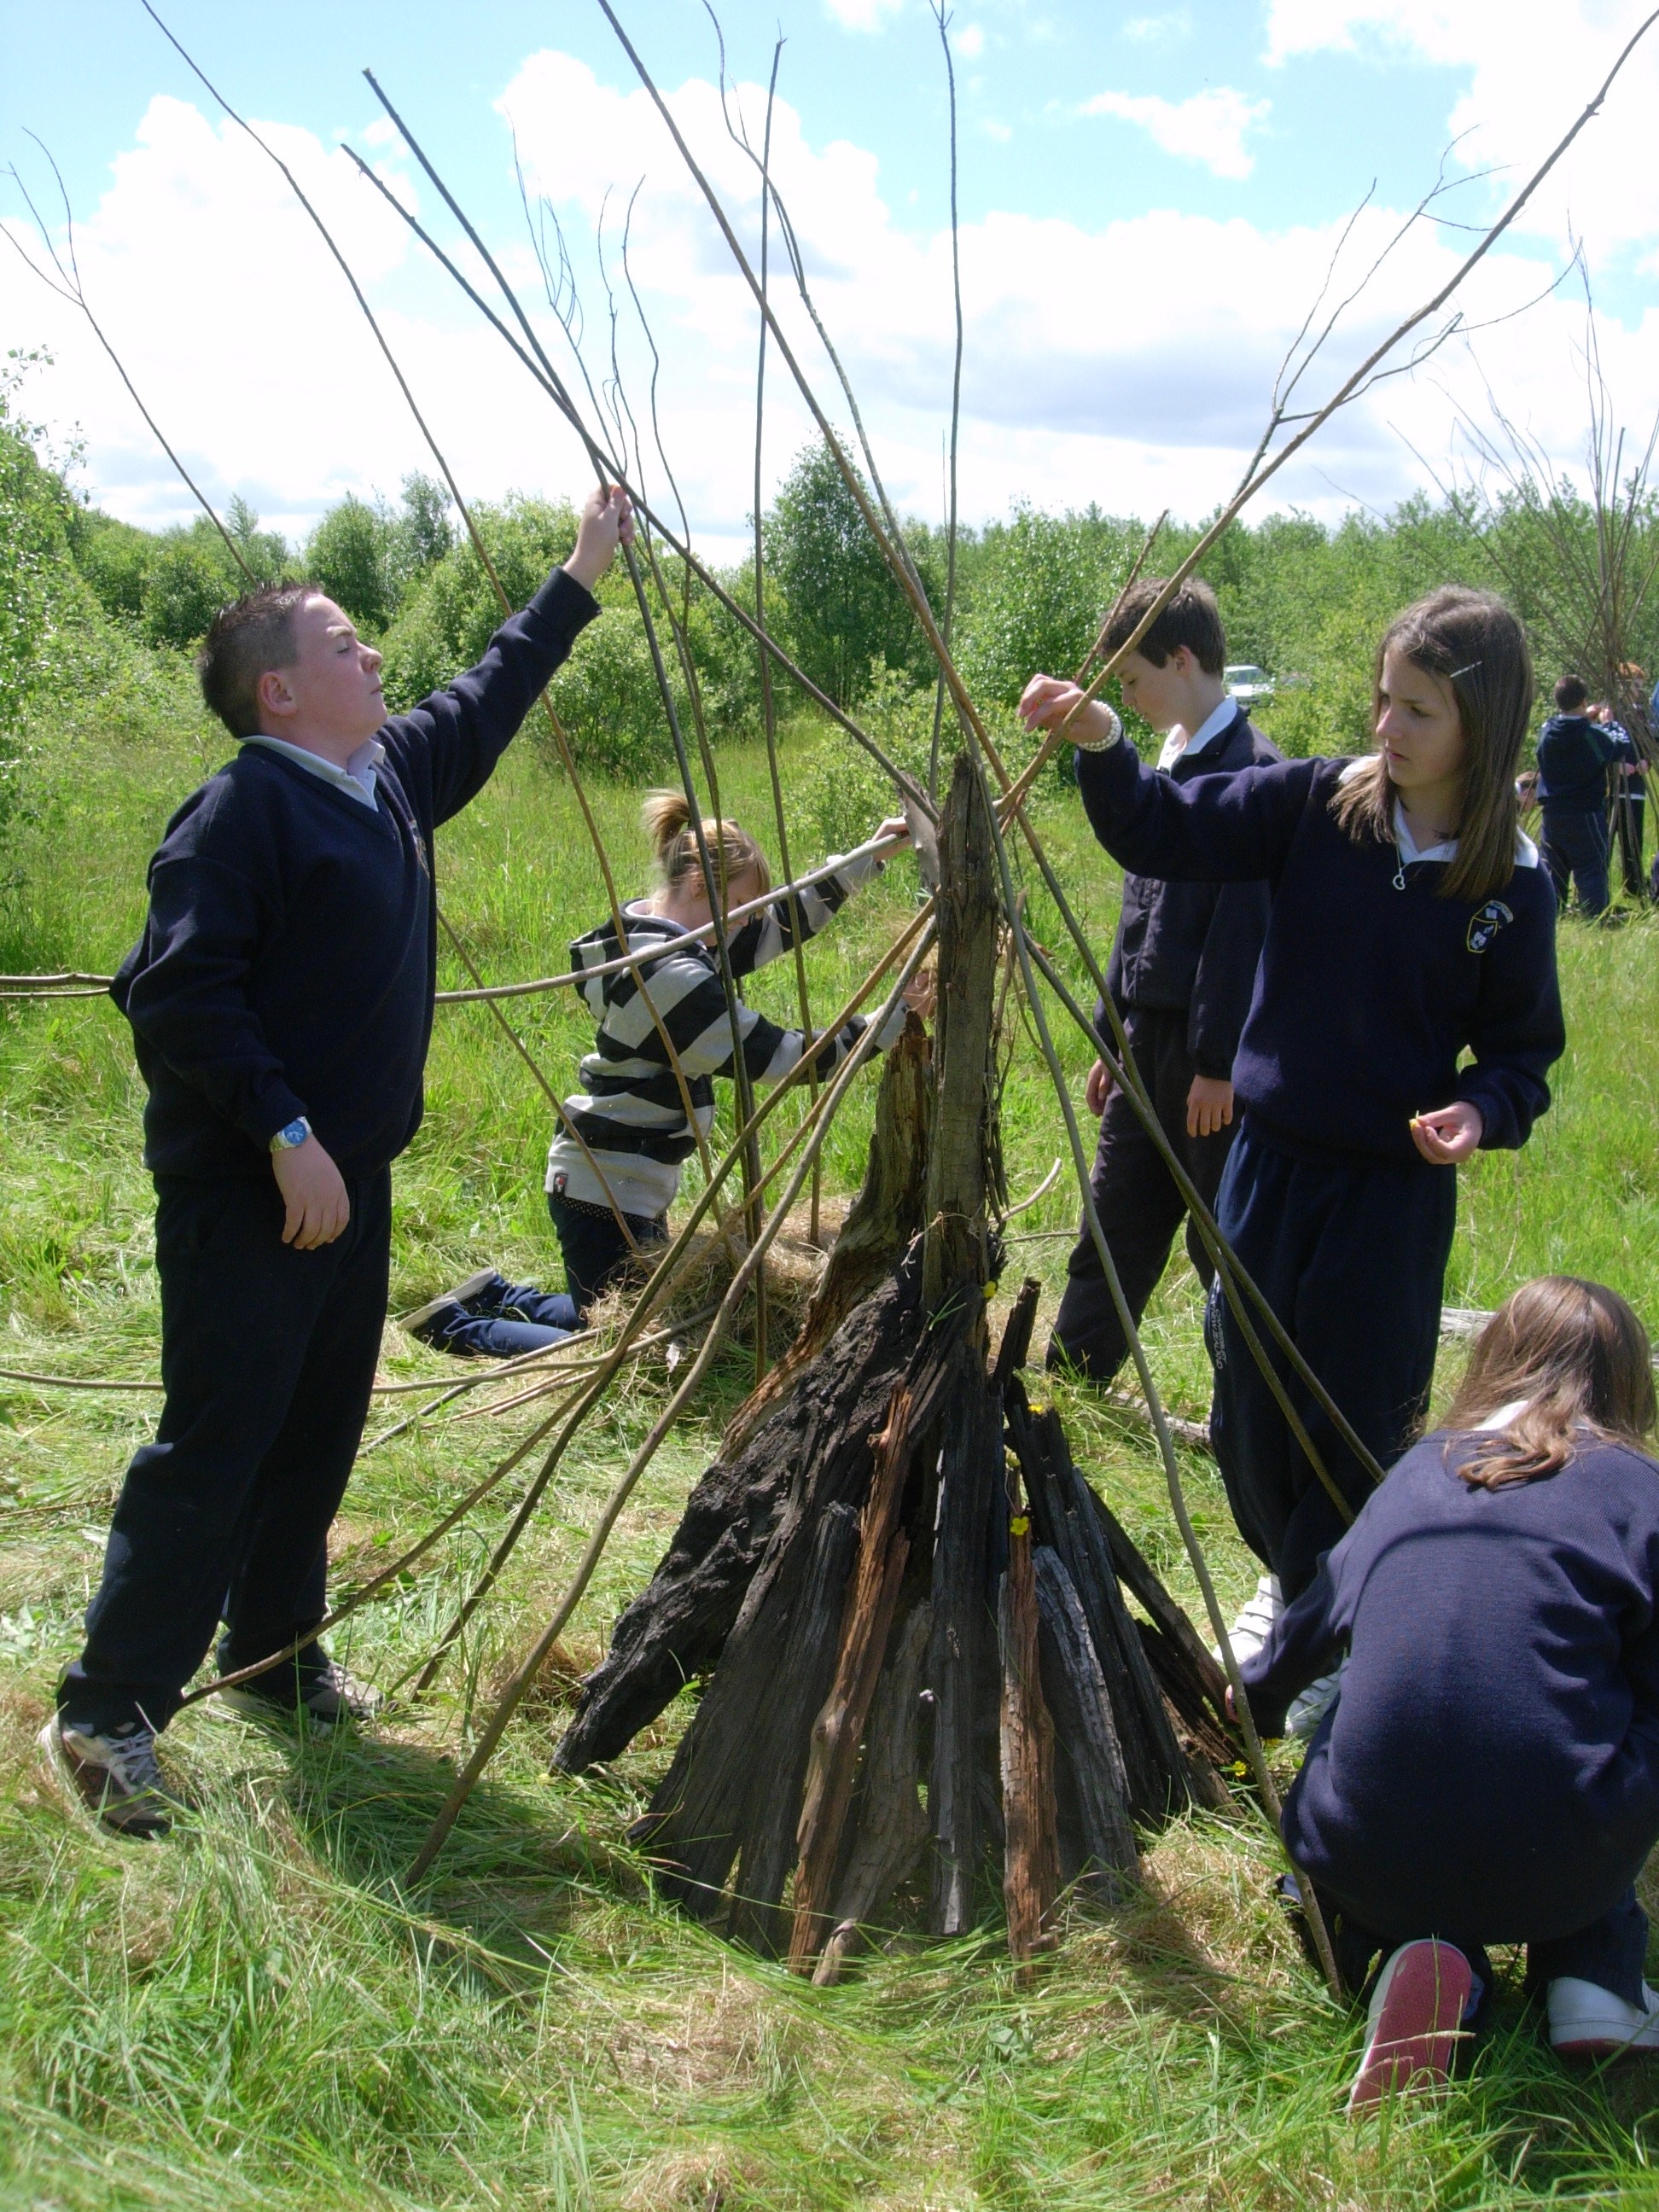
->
xmin=1348 ymin=1940 xmax=1473 ymax=2114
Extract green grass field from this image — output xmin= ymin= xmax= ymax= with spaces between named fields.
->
xmin=2 ymin=695 xmax=1658 ymax=2210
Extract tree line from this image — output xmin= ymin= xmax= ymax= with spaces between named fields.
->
xmin=6 ymin=353 xmax=1656 ymax=795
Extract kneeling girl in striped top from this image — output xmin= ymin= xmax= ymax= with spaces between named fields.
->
xmin=544 ymin=790 xmax=928 ymax=1319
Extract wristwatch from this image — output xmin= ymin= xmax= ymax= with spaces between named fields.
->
xmin=1073 ymin=703 xmax=1126 ymax=754
xmin=270 ymin=1116 xmax=312 ymax=1153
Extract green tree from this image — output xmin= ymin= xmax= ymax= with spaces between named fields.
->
xmin=305 ymin=494 xmax=393 ymax=633
xmin=387 ymin=471 xmax=454 ymax=606
xmin=955 ymin=503 xmax=1140 ymax=707
xmin=765 ymin=439 xmax=939 ymax=708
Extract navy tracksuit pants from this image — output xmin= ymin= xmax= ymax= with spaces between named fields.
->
xmin=1206 ymin=1121 xmax=1456 ymax=1602
xmin=60 ymin=1168 xmax=392 ymax=1737
xmin=1045 ymin=1004 xmax=1236 ymax=1383
xmin=1541 ymin=806 xmax=1611 ymax=917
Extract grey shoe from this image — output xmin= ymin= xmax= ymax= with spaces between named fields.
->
xmin=39 ymin=1714 xmax=190 ymax=1838
xmin=218 ymin=1656 xmax=384 ymax=1731
xmin=1287 ymin=1658 xmax=1347 ymax=1739
xmin=402 ymin=1268 xmax=499 ymax=1336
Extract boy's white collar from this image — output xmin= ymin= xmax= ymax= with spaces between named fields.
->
xmin=1156 ymin=695 xmax=1237 ymax=771
xmin=1336 ymin=755 xmax=1540 ymax=869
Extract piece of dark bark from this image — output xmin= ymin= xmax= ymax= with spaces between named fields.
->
xmin=1008 ymin=1381 xmax=1189 ymax=1824
xmin=928 ymin=1364 xmax=1002 ymax=1936
xmin=923 ymin=753 xmax=1003 ymax=1310
xmin=1032 ymin=1545 xmax=1138 ymax=1901
xmin=1086 ymin=1487 xmax=1231 ymax=1737
xmin=725 ymin=1500 xmax=864 ymax=1953
xmin=991 ymin=1278 xmax=1041 ymax=1388
xmin=789 ymin=1378 xmax=917 ymax=1971
xmin=812 ymin=1601 xmax=933 ymax=1986
xmin=998 ymin=1528 xmax=1059 ymax=1970
xmin=556 ymin=1264 xmax=921 ymax=1773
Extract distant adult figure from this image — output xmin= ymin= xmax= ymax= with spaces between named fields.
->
xmin=1045 ymin=576 xmax=1280 ymax=1391
xmin=1594 ymin=699 xmax=1646 ymax=901
xmin=1535 ymin=675 xmax=1629 ymax=918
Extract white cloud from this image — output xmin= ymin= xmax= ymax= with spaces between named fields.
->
xmin=823 ymin=0 xmax=904 ymax=30
xmin=956 ymin=23 xmax=986 ymax=58
xmin=1124 ymin=9 xmax=1193 ymax=42
xmin=1261 ymin=2 xmax=1659 ymax=269
xmin=3 ymin=52 xmax=1650 ymax=573
xmin=1080 ymin=86 xmax=1270 ymax=179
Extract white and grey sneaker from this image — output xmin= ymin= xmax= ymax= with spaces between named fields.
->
xmin=402 ymin=1269 xmax=500 ymax=1338
xmin=1287 ymin=1658 xmax=1347 ymax=1740
xmin=38 ymin=1714 xmax=190 ymax=1838
xmin=1549 ymin=1976 xmax=1659 ymax=2059
xmin=1216 ymin=1573 xmax=1283 ymax=1668
xmin=218 ymin=1656 xmax=384 ymax=1732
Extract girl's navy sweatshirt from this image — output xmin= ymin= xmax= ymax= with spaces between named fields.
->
xmin=1241 ymin=1434 xmax=1659 ymax=1943
xmin=112 ymin=568 xmax=597 ymax=1181
xmin=1074 ymin=745 xmax=1563 ymax=1161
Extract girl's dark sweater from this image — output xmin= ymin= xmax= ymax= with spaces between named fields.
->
xmin=1074 ymin=746 xmax=1563 ymax=1161
xmin=113 ymin=568 xmax=597 ymax=1181
xmin=1243 ymin=1434 xmax=1659 ymax=1944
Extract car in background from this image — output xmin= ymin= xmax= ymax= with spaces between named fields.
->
xmin=1224 ymin=663 xmax=1276 ymax=707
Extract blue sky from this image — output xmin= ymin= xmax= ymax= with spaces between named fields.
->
xmin=3 ymin=2 xmax=1655 ymax=551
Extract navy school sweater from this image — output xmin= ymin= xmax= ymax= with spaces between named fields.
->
xmin=1105 ymin=703 xmax=1282 ymax=1079
xmin=1535 ymin=713 xmax=1632 ymax=814
xmin=1242 ymin=1433 xmax=1659 ymax=1943
xmin=1075 ymin=745 xmax=1564 ymax=1162
xmin=112 ymin=568 xmax=598 ymax=1180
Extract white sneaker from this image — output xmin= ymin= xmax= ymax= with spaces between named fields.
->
xmin=1215 ymin=1574 xmax=1282 ymax=1668
xmin=1287 ymin=1658 xmax=1347 ymax=1740
xmin=1348 ymin=1939 xmax=1473 ymax=2112
xmin=1549 ymin=1976 xmax=1659 ymax=2058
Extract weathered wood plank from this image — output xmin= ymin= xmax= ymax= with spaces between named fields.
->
xmin=812 ymin=1602 xmax=933 ymax=1986
xmin=998 ymin=1522 xmax=1059 ymax=1971
xmin=1033 ymin=1545 xmax=1138 ymax=1901
xmin=789 ymin=1380 xmax=917 ymax=1971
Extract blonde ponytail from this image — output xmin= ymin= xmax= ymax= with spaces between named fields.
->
xmin=641 ymin=789 xmax=771 ymax=899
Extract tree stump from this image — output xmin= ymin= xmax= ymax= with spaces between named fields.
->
xmin=555 ymin=753 xmax=1232 ymax=1966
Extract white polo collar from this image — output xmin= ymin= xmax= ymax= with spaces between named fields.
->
xmin=242 ymin=732 xmax=386 ymax=808
xmin=1336 ymin=756 xmax=1540 ymax=869
xmin=1156 ymin=696 xmax=1237 ymax=772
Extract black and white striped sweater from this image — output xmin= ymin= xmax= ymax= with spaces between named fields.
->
xmin=544 ymin=846 xmax=902 ymax=1219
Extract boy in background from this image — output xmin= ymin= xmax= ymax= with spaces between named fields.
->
xmin=1046 ymin=578 xmax=1279 ymax=1388
xmin=1536 ymin=673 xmax=1635 ymax=917
xmin=43 ymin=486 xmax=632 ymax=1836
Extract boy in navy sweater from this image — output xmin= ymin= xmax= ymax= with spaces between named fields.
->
xmin=1241 ymin=1278 xmax=1659 ymax=2108
xmin=1046 ymin=578 xmax=1279 ymax=1383
xmin=43 ymin=486 xmax=633 ymax=1835
xmin=1535 ymin=672 xmax=1635 ymax=917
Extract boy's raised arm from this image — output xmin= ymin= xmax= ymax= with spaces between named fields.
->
xmin=382 ymin=486 xmax=633 ymax=827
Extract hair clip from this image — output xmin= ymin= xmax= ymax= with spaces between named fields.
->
xmin=1448 ymin=661 xmax=1482 ymax=680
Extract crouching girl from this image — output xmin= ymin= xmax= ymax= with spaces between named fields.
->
xmin=540 ymin=792 xmax=926 ymax=1321
xmin=1240 ymin=1278 xmax=1659 ymax=2108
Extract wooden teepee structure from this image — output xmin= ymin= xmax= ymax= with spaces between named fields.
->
xmin=555 ymin=757 xmax=1230 ymax=1973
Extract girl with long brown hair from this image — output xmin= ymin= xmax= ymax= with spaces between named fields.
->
xmin=1238 ymin=1277 xmax=1659 ymax=2104
xmin=1020 ymin=587 xmax=1565 ymax=1657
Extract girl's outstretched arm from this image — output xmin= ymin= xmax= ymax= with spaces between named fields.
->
xmin=726 ymin=816 xmax=909 ymax=978
xmin=1019 ymin=673 xmax=1315 ymax=884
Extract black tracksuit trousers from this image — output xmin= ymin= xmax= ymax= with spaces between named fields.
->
xmin=60 ymin=1167 xmax=391 ymax=1737
xmin=1045 ymin=1004 xmax=1237 ymax=1385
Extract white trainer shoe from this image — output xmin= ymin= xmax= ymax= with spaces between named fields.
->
xmin=1216 ymin=1573 xmax=1283 ymax=1668
xmin=1287 ymin=1658 xmax=1347 ymax=1739
xmin=1549 ymin=1976 xmax=1659 ymax=2058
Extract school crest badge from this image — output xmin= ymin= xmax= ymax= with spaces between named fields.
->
xmin=1466 ymin=899 xmax=1512 ymax=953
